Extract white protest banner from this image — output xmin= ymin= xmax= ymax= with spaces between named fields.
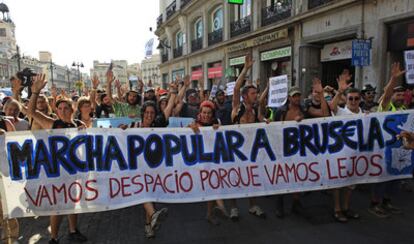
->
xmin=1 ymin=111 xmax=414 ymax=218
xmin=226 ymin=81 xmax=236 ymax=96
xmin=404 ymin=50 xmax=414 ymax=84
xmin=268 ymin=75 xmax=288 ymax=108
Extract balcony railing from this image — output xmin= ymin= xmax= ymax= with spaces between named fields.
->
xmin=161 ymin=54 xmax=168 ymax=63
xmin=180 ymin=0 xmax=192 ymax=9
xmin=261 ymin=1 xmax=292 ymax=27
xmin=191 ymin=38 xmax=203 ymax=52
xmin=208 ymin=28 xmax=223 ymax=46
xmin=157 ymin=15 xmax=163 ymax=28
xmin=173 ymin=46 xmax=183 ymax=58
xmin=230 ymin=16 xmax=251 ymax=38
xmin=308 ymin=0 xmax=335 ymax=10
xmin=166 ymin=0 xmax=177 ymax=20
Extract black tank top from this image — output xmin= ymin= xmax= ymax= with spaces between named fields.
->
xmin=52 ymin=119 xmax=83 ymax=129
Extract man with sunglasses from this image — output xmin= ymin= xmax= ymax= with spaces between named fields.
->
xmin=360 ymin=84 xmax=379 ymax=112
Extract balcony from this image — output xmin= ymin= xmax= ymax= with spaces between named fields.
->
xmin=157 ymin=15 xmax=163 ymax=29
xmin=208 ymin=28 xmax=223 ymax=46
xmin=180 ymin=0 xmax=192 ymax=9
xmin=230 ymin=16 xmax=251 ymax=38
xmin=261 ymin=1 xmax=292 ymax=27
xmin=191 ymin=38 xmax=203 ymax=52
xmin=173 ymin=46 xmax=183 ymax=58
xmin=308 ymin=0 xmax=335 ymax=10
xmin=166 ymin=0 xmax=177 ymax=20
xmin=161 ymin=54 xmax=168 ymax=63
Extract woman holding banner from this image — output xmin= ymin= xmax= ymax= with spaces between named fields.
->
xmin=128 ymin=82 xmax=178 ymax=238
xmin=27 ymin=74 xmax=88 ymax=244
xmin=189 ymin=100 xmax=229 ymax=225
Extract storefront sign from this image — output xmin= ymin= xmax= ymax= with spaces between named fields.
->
xmin=261 ymin=46 xmax=291 ymax=62
xmin=227 ymin=29 xmax=288 ymax=53
xmin=229 ymin=56 xmax=246 ymax=66
xmin=208 ymin=66 xmax=222 ymax=79
xmin=268 ymin=75 xmax=288 ymax=108
xmin=191 ymin=68 xmax=203 ymax=80
xmin=321 ymin=40 xmax=352 ymax=62
xmin=352 ymin=39 xmax=371 ymax=66
xmin=404 ymin=50 xmax=414 ymax=84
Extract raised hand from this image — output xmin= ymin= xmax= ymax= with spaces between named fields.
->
xmin=390 ymin=62 xmax=405 ymax=79
xmin=114 ymin=79 xmax=121 ymax=88
xmin=31 ymin=74 xmax=47 ymax=93
xmin=244 ymin=53 xmax=254 ymax=70
xmin=183 ymin=75 xmax=191 ymax=87
xmin=106 ymin=70 xmax=114 ymax=84
xmin=92 ymin=74 xmax=100 ymax=89
xmin=198 ymin=76 xmax=205 ymax=89
xmin=312 ymin=77 xmax=323 ymax=94
xmin=336 ymin=72 xmax=352 ymax=93
xmin=51 ymin=84 xmax=57 ymax=98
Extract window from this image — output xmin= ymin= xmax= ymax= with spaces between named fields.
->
xmin=0 ymin=28 xmax=6 ymax=37
xmin=235 ymin=0 xmax=251 ymax=20
xmin=211 ymin=7 xmax=223 ymax=32
xmin=176 ymin=31 xmax=183 ymax=48
xmin=194 ymin=18 xmax=203 ymax=39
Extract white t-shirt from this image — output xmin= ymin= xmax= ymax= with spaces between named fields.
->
xmin=335 ymin=106 xmax=363 ymax=116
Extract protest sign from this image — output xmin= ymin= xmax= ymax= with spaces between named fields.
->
xmin=93 ymin=117 xmax=137 ymax=128
xmin=268 ymin=75 xmax=288 ymax=108
xmin=209 ymin=85 xmax=218 ymax=100
xmin=226 ymin=81 xmax=236 ymax=96
xmin=1 ymin=111 xmax=414 ymax=218
xmin=167 ymin=117 xmax=194 ymax=128
xmin=404 ymin=50 xmax=414 ymax=84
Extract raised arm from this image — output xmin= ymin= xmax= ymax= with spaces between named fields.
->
xmin=163 ymin=82 xmax=178 ymax=120
xmin=90 ymin=75 xmax=100 ymax=110
xmin=331 ymin=73 xmax=352 ymax=114
xmin=198 ymin=76 xmax=205 ymax=102
xmin=308 ymin=78 xmax=330 ymax=117
xmin=379 ymin=62 xmax=406 ymax=110
xmin=173 ymin=75 xmax=190 ymax=116
xmin=114 ymin=79 xmax=123 ymax=101
xmin=105 ymin=70 xmax=116 ymax=104
xmin=258 ymin=79 xmax=269 ymax=121
xmin=27 ymin=74 xmax=55 ymax=129
xmin=231 ymin=53 xmax=253 ymax=121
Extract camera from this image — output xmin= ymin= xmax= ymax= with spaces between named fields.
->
xmin=16 ymin=68 xmax=37 ymax=87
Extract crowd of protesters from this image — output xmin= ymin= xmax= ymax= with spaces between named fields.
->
xmin=0 ymin=54 xmax=413 ymax=244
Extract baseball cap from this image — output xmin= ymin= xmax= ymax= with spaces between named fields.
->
xmin=288 ymin=87 xmax=302 ymax=96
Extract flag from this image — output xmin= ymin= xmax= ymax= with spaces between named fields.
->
xmin=145 ymin=38 xmax=154 ymax=57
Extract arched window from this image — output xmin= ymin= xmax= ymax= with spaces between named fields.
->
xmin=211 ymin=6 xmax=223 ymax=32
xmin=194 ymin=18 xmax=203 ymax=39
xmin=176 ymin=31 xmax=183 ymax=47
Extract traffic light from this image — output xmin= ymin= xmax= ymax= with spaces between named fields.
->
xmin=228 ymin=0 xmax=244 ymax=5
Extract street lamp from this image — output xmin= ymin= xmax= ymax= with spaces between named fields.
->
xmin=48 ymin=60 xmax=56 ymax=86
xmin=72 ymin=62 xmax=84 ymax=81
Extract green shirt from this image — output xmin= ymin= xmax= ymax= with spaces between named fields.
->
xmin=378 ymin=101 xmax=406 ymax=112
xmin=113 ymin=101 xmax=141 ymax=118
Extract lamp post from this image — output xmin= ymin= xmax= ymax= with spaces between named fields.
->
xmin=72 ymin=61 xmax=84 ymax=81
xmin=66 ymin=67 xmax=71 ymax=92
xmin=48 ymin=60 xmax=56 ymax=87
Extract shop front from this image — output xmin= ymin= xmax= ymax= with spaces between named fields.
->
xmin=320 ymin=40 xmax=355 ymax=87
xmin=260 ymin=46 xmax=292 ymax=86
xmin=207 ymin=62 xmax=223 ymax=90
xmin=229 ymin=56 xmax=246 ymax=81
xmin=191 ymin=66 xmax=203 ymax=88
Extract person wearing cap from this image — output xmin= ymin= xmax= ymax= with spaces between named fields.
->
xmin=144 ymin=87 xmax=156 ymax=103
xmin=106 ymin=70 xmax=141 ymax=118
xmin=369 ymin=63 xmax=406 ymax=219
xmin=268 ymin=86 xmax=311 ymax=219
xmin=214 ymin=89 xmax=232 ymax=125
xmin=360 ymin=84 xmax=379 ymax=112
xmin=378 ymin=62 xmax=406 ymax=112
xmin=229 ymin=53 xmax=266 ymax=221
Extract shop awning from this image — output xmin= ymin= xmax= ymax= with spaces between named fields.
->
xmin=191 ymin=69 xmax=203 ymax=80
xmin=207 ymin=66 xmax=222 ymax=79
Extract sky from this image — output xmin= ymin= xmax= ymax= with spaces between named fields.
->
xmin=6 ymin=0 xmax=160 ymax=71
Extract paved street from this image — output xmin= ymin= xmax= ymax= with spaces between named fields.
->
xmin=14 ymin=181 xmax=414 ymax=244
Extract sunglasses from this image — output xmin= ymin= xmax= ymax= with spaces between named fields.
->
xmin=348 ymin=96 xmax=360 ymax=101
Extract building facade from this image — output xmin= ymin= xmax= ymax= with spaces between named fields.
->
xmin=0 ymin=2 xmax=16 ymax=59
xmin=90 ymin=60 xmax=129 ymax=89
xmin=140 ymin=54 xmax=161 ymax=87
xmin=155 ymin=0 xmax=414 ymax=95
